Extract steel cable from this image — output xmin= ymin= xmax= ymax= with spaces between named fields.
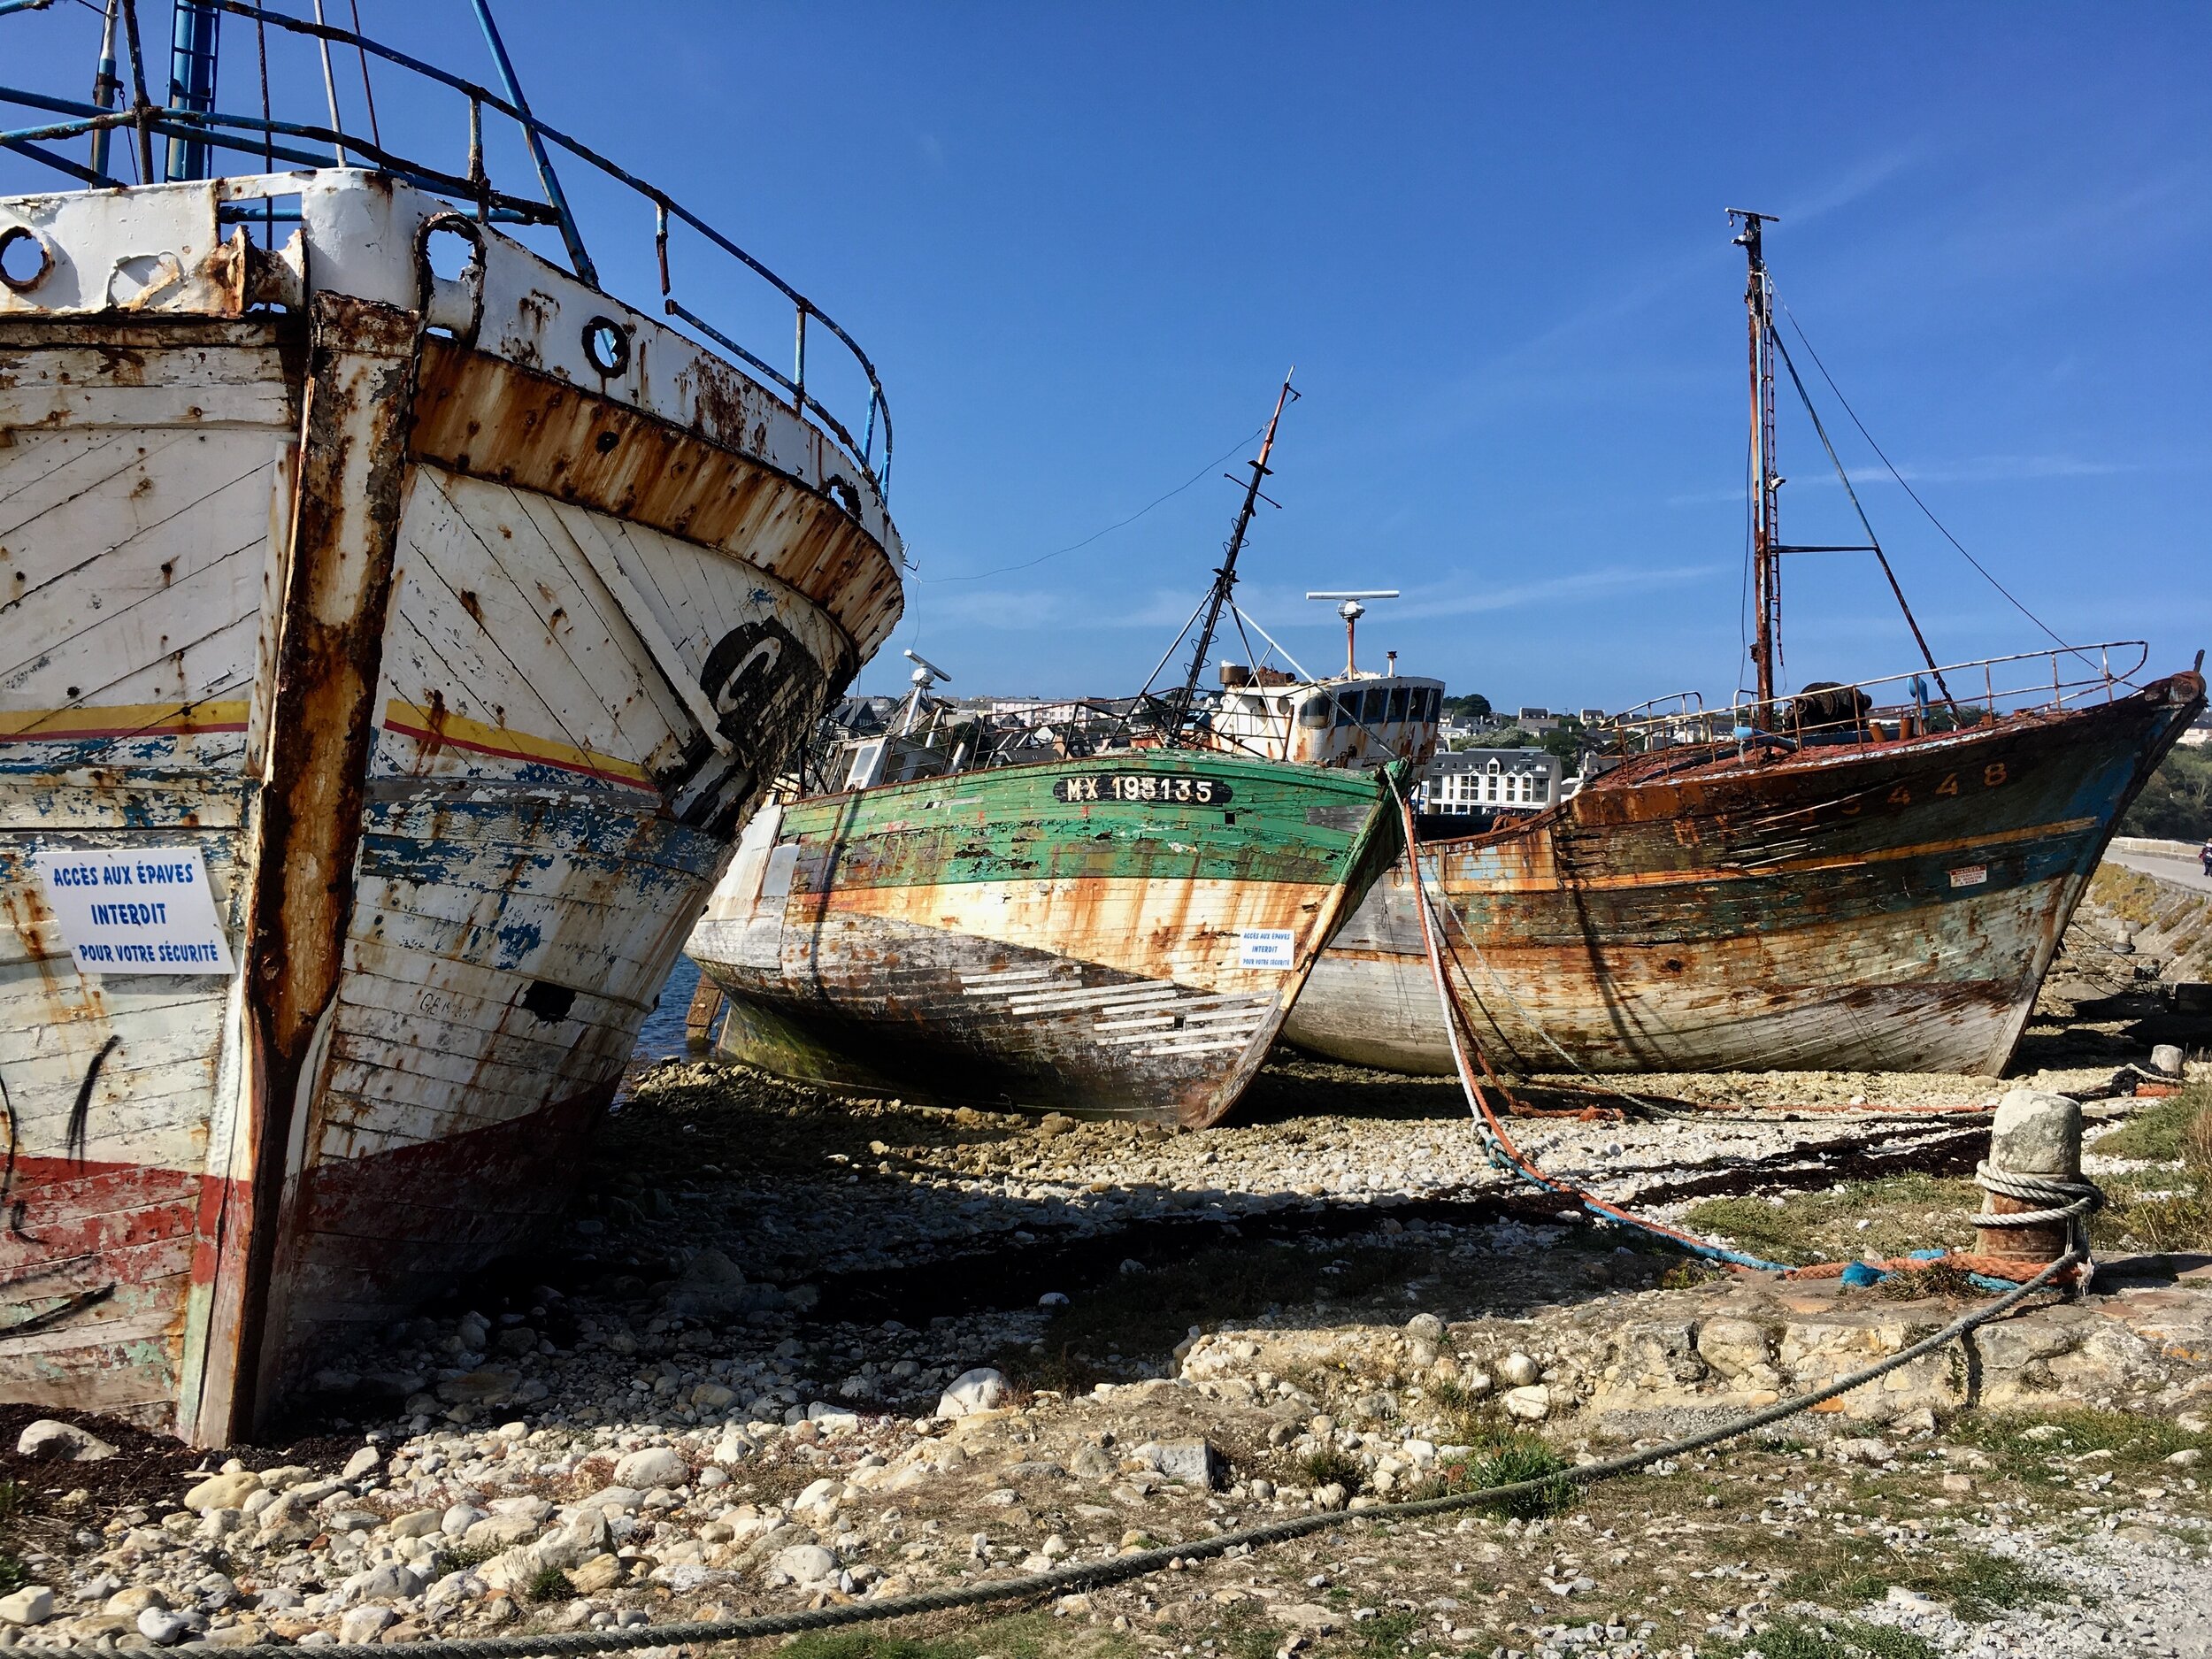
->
xmin=166 ymin=1243 xmax=2086 ymax=1659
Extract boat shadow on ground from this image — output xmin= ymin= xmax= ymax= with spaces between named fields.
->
xmin=273 ymin=1052 xmax=1972 ymax=1437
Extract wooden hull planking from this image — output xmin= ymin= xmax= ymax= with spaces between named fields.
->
xmin=0 ymin=172 xmax=902 ymax=1441
xmin=687 ymin=755 xmax=1402 ymax=1126
xmin=1283 ymin=677 xmax=2204 ymax=1078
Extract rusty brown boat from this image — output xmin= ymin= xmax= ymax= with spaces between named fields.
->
xmin=1284 ymin=213 xmax=2205 ymax=1078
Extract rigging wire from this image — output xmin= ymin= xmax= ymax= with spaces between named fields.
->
xmin=1766 ymin=326 xmax=1954 ymax=703
xmin=255 ymin=1 xmax=272 ymax=242
xmin=918 ymin=426 xmax=1264 ymax=584
xmin=346 ymin=0 xmax=380 ymax=149
xmin=1778 ymin=300 xmax=2102 ymax=673
xmin=1738 ymin=421 xmax=1754 ymax=700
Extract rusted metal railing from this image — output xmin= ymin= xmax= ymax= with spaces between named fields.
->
xmin=1594 ymin=640 xmax=2152 ymax=757
xmin=0 ymin=0 xmax=894 ymax=497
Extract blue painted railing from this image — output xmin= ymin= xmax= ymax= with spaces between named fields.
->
xmin=0 ymin=0 xmax=894 ymax=499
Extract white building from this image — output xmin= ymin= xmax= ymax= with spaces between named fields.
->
xmin=1422 ymin=747 xmax=1563 ymax=816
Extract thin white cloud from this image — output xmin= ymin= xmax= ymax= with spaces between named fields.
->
xmin=1386 ymin=563 xmax=1731 ymax=623
xmin=1666 ymin=452 xmax=2161 ymax=508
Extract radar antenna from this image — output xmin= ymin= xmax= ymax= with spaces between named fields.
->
xmin=1306 ymin=589 xmax=1399 ymax=678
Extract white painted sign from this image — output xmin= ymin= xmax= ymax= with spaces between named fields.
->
xmin=1947 ymin=864 xmax=1989 ymax=889
xmin=34 ymin=847 xmax=236 ymax=975
xmin=1238 ymin=928 xmax=1297 ymax=971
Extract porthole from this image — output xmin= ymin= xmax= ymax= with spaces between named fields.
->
xmin=581 ymin=315 xmax=631 ymax=376
xmin=0 ymin=226 xmax=53 ymax=295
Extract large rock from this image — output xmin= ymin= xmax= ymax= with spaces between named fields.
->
xmin=1502 ymin=1384 xmax=1551 ymax=1421
xmin=1137 ymin=1440 xmax=1225 ymax=1489
xmin=338 ymin=1607 xmax=396 ymax=1645
xmin=770 ymin=1545 xmax=839 ymax=1586
xmin=1498 ymin=1352 xmax=1540 ymax=1387
xmin=1694 ymin=1317 xmax=1778 ymax=1386
xmin=936 ymin=1366 xmax=1008 ymax=1417
xmin=528 ymin=1511 xmax=611 ymax=1571
xmin=136 ymin=1609 xmax=195 ymax=1646
xmin=0 ymin=1587 xmax=54 ymax=1626
xmin=14 ymin=1420 xmax=115 ymax=1462
xmin=612 ymin=1446 xmax=690 ymax=1488
xmin=569 ymin=1555 xmax=624 ymax=1594
xmin=340 ymin=1564 xmax=420 ymax=1604
xmin=461 ymin=1512 xmax=541 ymax=1550
xmin=182 ymin=1471 xmax=262 ymax=1514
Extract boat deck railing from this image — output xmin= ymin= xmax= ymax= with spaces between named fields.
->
xmin=0 ymin=0 xmax=893 ymax=498
xmin=1593 ymin=641 xmax=2153 ymax=756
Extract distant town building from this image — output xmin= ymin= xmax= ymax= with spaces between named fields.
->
xmin=2180 ymin=711 xmax=2212 ymax=749
xmin=1421 ymin=747 xmax=1563 ymax=816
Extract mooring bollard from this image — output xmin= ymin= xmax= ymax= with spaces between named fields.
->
xmin=1973 ymin=1088 xmax=2085 ymax=1271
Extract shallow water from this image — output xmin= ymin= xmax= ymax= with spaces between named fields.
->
xmin=630 ymin=953 xmax=702 ymax=1065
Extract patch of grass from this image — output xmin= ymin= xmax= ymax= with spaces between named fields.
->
xmin=2096 ymin=1082 xmax=2211 ymax=1163
xmin=1955 ymin=1405 xmax=2212 ymax=1470
xmin=1871 ymin=1258 xmax=1978 ymax=1301
xmin=1412 ymin=1432 xmax=1577 ymax=1519
xmin=2098 ymin=1179 xmax=2212 ymax=1252
xmin=1680 ymin=1176 xmax=1979 ymax=1268
xmin=2093 ymin=1082 xmax=2212 ymax=1251
xmin=1298 ymin=1445 xmax=1365 ymax=1493
xmin=523 ymin=1565 xmax=572 ymax=1603
xmin=1351 ymin=1608 xmax=1420 ymax=1656
xmin=0 ymin=1552 xmax=27 ymax=1596
xmin=1214 ymin=1597 xmax=1285 ymax=1659
xmin=782 ymin=1610 xmax=1136 ymax=1659
xmin=1714 ymin=1617 xmax=1939 ymax=1659
xmin=1782 ymin=1537 xmax=2064 ymax=1623
xmin=427 ymin=1540 xmax=500 ymax=1579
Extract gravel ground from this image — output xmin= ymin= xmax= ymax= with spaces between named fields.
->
xmin=0 ymin=896 xmax=2204 ymax=1655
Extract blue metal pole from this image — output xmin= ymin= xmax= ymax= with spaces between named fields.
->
xmin=467 ymin=0 xmax=596 ymax=287
xmin=163 ymin=0 xmax=219 ymax=180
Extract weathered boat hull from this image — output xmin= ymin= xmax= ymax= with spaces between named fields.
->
xmin=1283 ymin=676 xmax=2203 ymax=1077
xmin=687 ymin=755 xmax=1402 ymax=1125
xmin=0 ymin=173 xmax=901 ymax=1441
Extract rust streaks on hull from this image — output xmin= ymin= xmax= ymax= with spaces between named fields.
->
xmin=226 ymin=291 xmax=423 ymax=1443
xmin=0 ymin=171 xmax=905 ymax=1443
xmin=691 ymin=757 xmax=1403 ymax=1127
xmin=1284 ymin=676 xmax=2205 ymax=1078
xmin=410 ymin=344 xmax=901 ymax=661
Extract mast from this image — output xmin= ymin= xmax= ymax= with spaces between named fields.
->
xmin=1730 ymin=208 xmax=1781 ymax=721
xmin=1164 ymin=371 xmax=1298 ymax=742
xmin=88 ymin=0 xmax=119 ymax=180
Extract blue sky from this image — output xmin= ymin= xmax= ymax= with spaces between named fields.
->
xmin=7 ymin=4 xmax=2208 ymax=710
